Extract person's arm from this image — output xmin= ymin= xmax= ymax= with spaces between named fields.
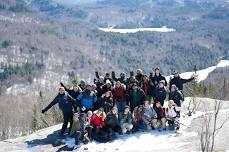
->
xmin=111 ymin=71 xmax=117 ymax=81
xmin=162 ymin=76 xmax=168 ymax=86
xmin=42 ymin=95 xmax=59 ymax=113
xmin=95 ymin=71 xmax=100 ymax=79
xmin=181 ymin=77 xmax=195 ymax=84
xmin=60 ymin=82 xmax=70 ymax=92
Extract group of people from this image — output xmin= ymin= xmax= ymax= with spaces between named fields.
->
xmin=41 ymin=68 xmax=195 ymax=147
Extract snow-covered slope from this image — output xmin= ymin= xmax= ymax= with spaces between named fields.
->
xmin=166 ymin=60 xmax=229 ymax=83
xmin=1 ymin=97 xmax=229 ymax=152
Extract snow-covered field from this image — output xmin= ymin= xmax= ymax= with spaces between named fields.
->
xmin=1 ymin=97 xmax=228 ymax=152
xmin=98 ymin=26 xmax=176 ymax=33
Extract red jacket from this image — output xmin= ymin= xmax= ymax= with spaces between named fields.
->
xmin=90 ymin=114 xmax=105 ymax=128
xmin=113 ymin=86 xmax=126 ymax=102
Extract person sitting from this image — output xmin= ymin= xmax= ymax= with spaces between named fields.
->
xmin=105 ymin=107 xmax=122 ymax=136
xmin=90 ymin=107 xmax=110 ymax=142
xmin=153 ymin=101 xmax=167 ymax=131
xmin=119 ymin=106 xmax=133 ymax=134
xmin=133 ymin=105 xmax=145 ymax=132
xmin=165 ymin=100 xmax=180 ymax=130
xmin=169 ymin=85 xmax=183 ymax=117
xmin=142 ymin=100 xmax=157 ymax=130
xmin=77 ymin=85 xmax=97 ymax=113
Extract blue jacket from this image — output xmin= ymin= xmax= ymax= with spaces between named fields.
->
xmin=77 ymin=91 xmax=97 ymax=109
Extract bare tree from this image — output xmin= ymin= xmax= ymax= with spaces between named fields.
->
xmin=200 ymin=78 xmax=229 ymax=152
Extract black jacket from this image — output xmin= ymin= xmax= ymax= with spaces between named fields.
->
xmin=169 ymin=76 xmax=194 ymax=91
xmin=105 ymin=112 xmax=120 ymax=127
xmin=169 ymin=90 xmax=183 ymax=107
xmin=154 ymin=87 xmax=167 ymax=105
xmin=42 ymin=93 xmax=74 ymax=114
xmin=150 ymin=74 xmax=167 ymax=87
xmin=60 ymin=82 xmax=80 ymax=100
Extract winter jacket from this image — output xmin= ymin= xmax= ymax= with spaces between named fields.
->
xmin=150 ymin=74 xmax=167 ymax=87
xmin=96 ymin=82 xmax=104 ymax=97
xmin=140 ymin=80 xmax=150 ymax=96
xmin=119 ymin=112 xmax=133 ymax=125
xmin=143 ymin=106 xmax=157 ymax=120
xmin=169 ymin=76 xmax=194 ymax=91
xmin=129 ymin=88 xmax=146 ymax=109
xmin=154 ymin=87 xmax=167 ymax=106
xmin=42 ymin=93 xmax=73 ymax=114
xmin=77 ymin=90 xmax=97 ymax=109
xmin=90 ymin=113 xmax=105 ymax=128
xmin=113 ymin=86 xmax=126 ymax=102
xmin=105 ymin=112 xmax=120 ymax=127
xmin=169 ymin=90 xmax=183 ymax=107
xmin=101 ymin=96 xmax=114 ymax=113
xmin=154 ymin=106 xmax=165 ymax=119
xmin=135 ymin=74 xmax=143 ymax=84
xmin=165 ymin=106 xmax=178 ymax=118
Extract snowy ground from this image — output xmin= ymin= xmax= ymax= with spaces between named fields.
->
xmin=1 ymin=97 xmax=228 ymax=152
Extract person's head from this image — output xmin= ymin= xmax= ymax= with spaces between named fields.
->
xmin=111 ymin=107 xmax=117 ymax=114
xmin=136 ymin=69 xmax=143 ymax=75
xmin=143 ymin=75 xmax=148 ymax=82
xmin=115 ymin=81 xmax=121 ymax=88
xmin=168 ymin=100 xmax=175 ymax=107
xmin=59 ymin=87 xmax=65 ymax=94
xmin=80 ymin=113 xmax=86 ymax=121
xmin=87 ymin=111 xmax=93 ymax=118
xmin=138 ymin=105 xmax=143 ymax=112
xmin=173 ymin=71 xmax=179 ymax=78
xmin=97 ymin=107 xmax=104 ymax=116
xmin=143 ymin=100 xmax=149 ymax=107
xmin=105 ymin=73 xmax=110 ymax=79
xmin=159 ymin=80 xmax=165 ymax=88
xmin=124 ymin=105 xmax=130 ymax=114
xmin=171 ymin=85 xmax=177 ymax=92
xmin=91 ymin=84 xmax=97 ymax=91
xmin=106 ymin=80 xmax=112 ymax=87
xmin=130 ymin=76 xmax=136 ymax=83
xmin=120 ymin=72 xmax=125 ymax=79
xmin=156 ymin=101 xmax=161 ymax=108
xmin=73 ymin=86 xmax=80 ymax=92
xmin=79 ymin=80 xmax=86 ymax=89
xmin=154 ymin=67 xmax=160 ymax=76
xmin=99 ymin=76 xmax=104 ymax=83
xmin=132 ymin=83 xmax=138 ymax=90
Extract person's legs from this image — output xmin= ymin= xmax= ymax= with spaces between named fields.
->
xmin=161 ymin=118 xmax=167 ymax=130
xmin=75 ymin=131 xmax=81 ymax=145
xmin=68 ymin=113 xmax=73 ymax=135
xmin=61 ymin=113 xmax=69 ymax=136
xmin=151 ymin=119 xmax=158 ymax=129
xmin=121 ymin=123 xmax=128 ymax=134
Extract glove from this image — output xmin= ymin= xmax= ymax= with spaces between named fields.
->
xmin=81 ymin=106 xmax=86 ymax=111
xmin=41 ymin=109 xmax=45 ymax=114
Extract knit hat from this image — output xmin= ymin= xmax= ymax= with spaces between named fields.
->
xmin=98 ymin=107 xmax=104 ymax=112
xmin=154 ymin=67 xmax=160 ymax=71
xmin=124 ymin=105 xmax=130 ymax=110
xmin=171 ymin=84 xmax=178 ymax=90
xmin=159 ymin=80 xmax=165 ymax=85
xmin=137 ymin=69 xmax=143 ymax=74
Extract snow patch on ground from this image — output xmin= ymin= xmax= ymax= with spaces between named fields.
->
xmin=98 ymin=26 xmax=176 ymax=33
xmin=166 ymin=60 xmax=229 ymax=82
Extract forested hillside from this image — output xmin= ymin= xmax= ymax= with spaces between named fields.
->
xmin=0 ymin=0 xmax=228 ymax=140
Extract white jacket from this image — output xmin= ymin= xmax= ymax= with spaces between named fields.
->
xmin=165 ymin=106 xmax=177 ymax=118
